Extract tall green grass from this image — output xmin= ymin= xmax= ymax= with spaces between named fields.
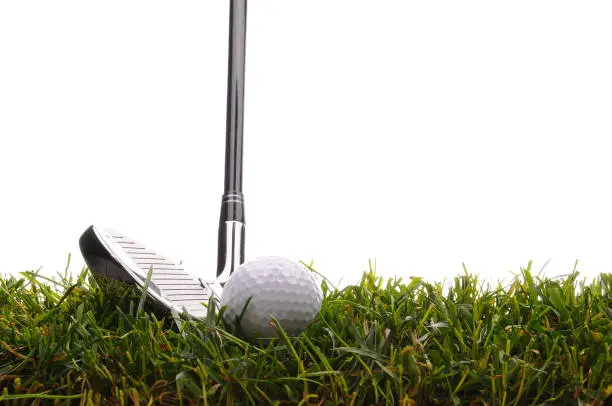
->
xmin=1 ymin=258 xmax=610 ymax=405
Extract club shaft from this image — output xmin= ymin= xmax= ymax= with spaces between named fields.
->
xmin=224 ymin=0 xmax=247 ymax=197
xmin=217 ymin=0 xmax=247 ymax=280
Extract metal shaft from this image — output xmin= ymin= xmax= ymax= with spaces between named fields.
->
xmin=224 ymin=0 xmax=247 ymax=195
xmin=217 ymin=0 xmax=247 ymax=281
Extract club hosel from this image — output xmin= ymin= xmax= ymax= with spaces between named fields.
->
xmin=217 ymin=193 xmax=245 ymax=283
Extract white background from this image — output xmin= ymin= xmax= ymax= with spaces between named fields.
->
xmin=1 ymin=1 xmax=610 ymax=287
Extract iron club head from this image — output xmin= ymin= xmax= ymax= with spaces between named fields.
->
xmin=79 ymin=225 xmax=217 ymax=319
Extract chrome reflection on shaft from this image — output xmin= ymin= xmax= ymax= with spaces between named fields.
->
xmin=217 ymin=220 xmax=245 ymax=287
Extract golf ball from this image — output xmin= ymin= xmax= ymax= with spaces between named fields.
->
xmin=220 ymin=256 xmax=323 ymax=341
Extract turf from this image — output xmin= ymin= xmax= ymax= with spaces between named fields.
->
xmin=1 ymin=257 xmax=610 ymax=405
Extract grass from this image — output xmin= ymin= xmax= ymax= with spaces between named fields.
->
xmin=1 ymin=258 xmax=611 ymax=405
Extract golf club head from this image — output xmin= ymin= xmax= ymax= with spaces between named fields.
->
xmin=79 ymin=225 xmax=217 ymax=319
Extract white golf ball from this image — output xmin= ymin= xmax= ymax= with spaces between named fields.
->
xmin=220 ymin=256 xmax=323 ymax=341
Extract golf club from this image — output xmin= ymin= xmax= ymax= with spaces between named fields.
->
xmin=79 ymin=0 xmax=248 ymax=319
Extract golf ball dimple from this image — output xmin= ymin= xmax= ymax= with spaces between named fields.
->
xmin=220 ymin=256 xmax=323 ymax=341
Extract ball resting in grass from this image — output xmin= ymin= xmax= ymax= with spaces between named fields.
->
xmin=220 ymin=256 xmax=323 ymax=342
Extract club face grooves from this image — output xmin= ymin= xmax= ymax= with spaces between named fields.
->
xmin=79 ymin=225 xmax=211 ymax=319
